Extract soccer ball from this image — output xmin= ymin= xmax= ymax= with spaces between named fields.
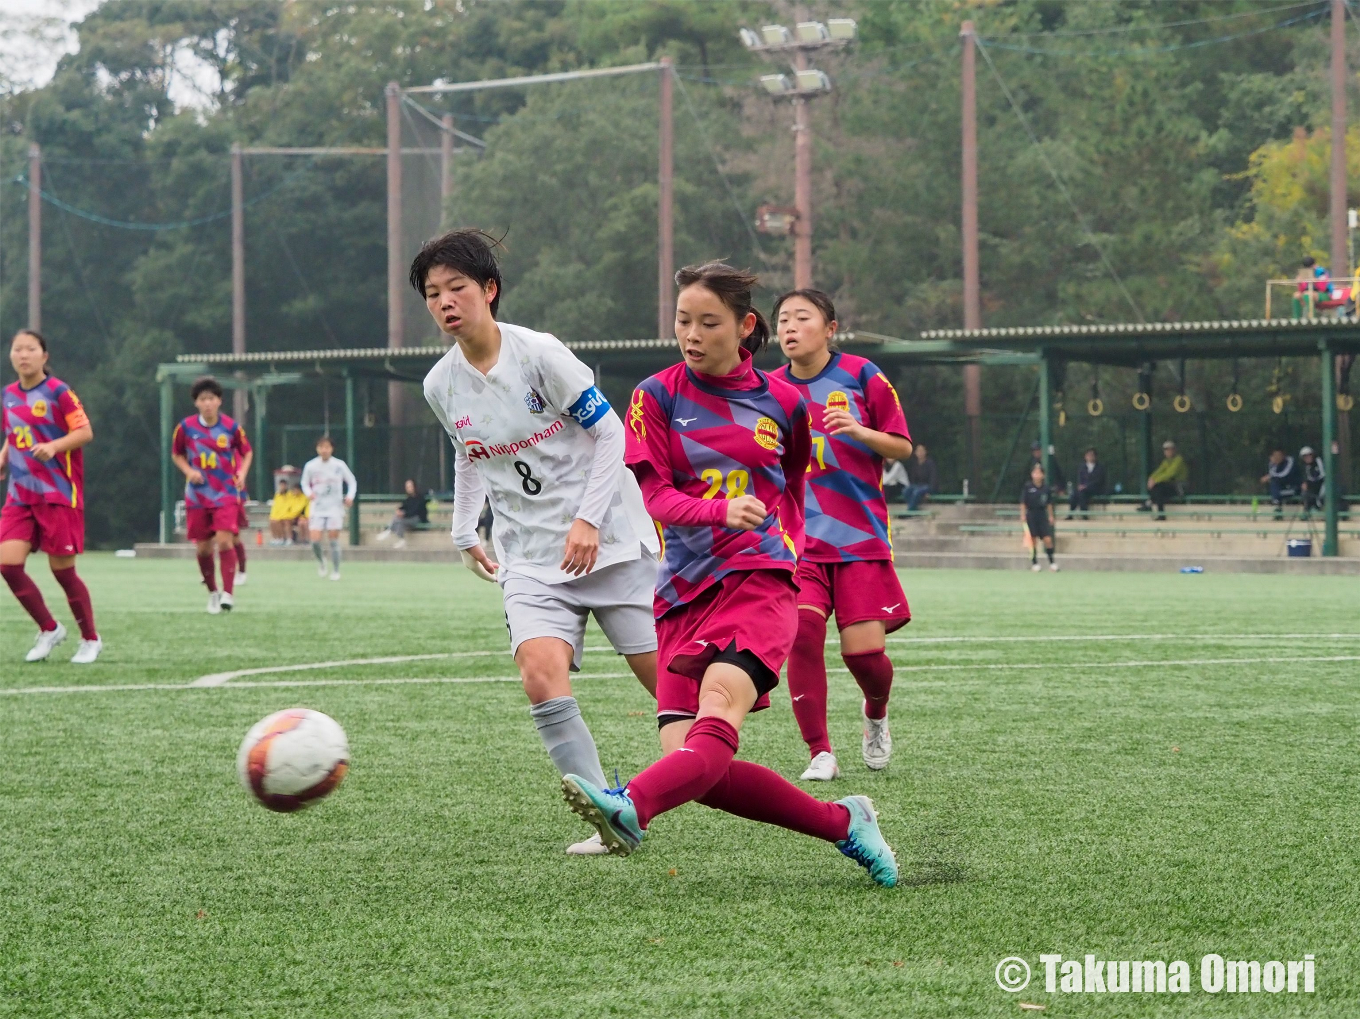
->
xmin=237 ymin=708 xmax=349 ymax=812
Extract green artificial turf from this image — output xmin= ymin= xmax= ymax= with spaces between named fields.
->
xmin=2 ymin=556 xmax=1357 ymax=1017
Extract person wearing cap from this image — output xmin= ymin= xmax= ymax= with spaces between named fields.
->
xmin=1299 ymin=446 xmax=1325 ymax=515
xmin=1141 ymin=440 xmax=1188 ymax=520
xmin=1260 ymin=448 xmax=1301 ymax=518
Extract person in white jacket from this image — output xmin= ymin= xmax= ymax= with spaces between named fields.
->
xmin=417 ymin=230 xmax=659 ymax=856
xmin=301 ymin=436 xmax=356 ymax=580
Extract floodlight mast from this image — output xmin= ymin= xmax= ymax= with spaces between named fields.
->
xmin=741 ymin=19 xmax=855 ymax=288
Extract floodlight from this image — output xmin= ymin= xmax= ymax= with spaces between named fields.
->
xmin=794 ymin=69 xmax=831 ymax=94
xmin=796 ymin=21 xmax=830 ymax=43
xmin=761 ymin=74 xmax=792 ymax=96
xmin=827 ymin=19 xmax=858 ymax=41
xmin=739 ymin=28 xmax=763 ymax=50
xmin=761 ymin=24 xmax=793 ymax=47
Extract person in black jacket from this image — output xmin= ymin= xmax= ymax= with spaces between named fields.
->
xmin=376 ymin=478 xmax=430 ymax=548
xmin=904 ymin=443 xmax=939 ymax=510
xmin=1066 ymin=447 xmax=1107 ymax=519
xmin=1260 ymin=449 xmax=1301 ymax=518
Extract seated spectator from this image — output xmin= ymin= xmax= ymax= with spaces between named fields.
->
xmin=1300 ymin=446 xmax=1325 ymax=515
xmin=904 ymin=443 xmax=939 ymax=510
xmin=1067 ymin=446 xmax=1107 ymax=519
xmin=376 ymin=478 xmax=429 ymax=549
xmin=1140 ymin=440 xmax=1188 ymax=520
xmin=882 ymin=457 xmax=908 ymax=503
xmin=268 ymin=476 xmax=309 ymax=544
xmin=1260 ymin=448 xmax=1301 ymax=518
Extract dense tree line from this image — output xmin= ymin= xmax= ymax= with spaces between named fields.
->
xmin=0 ymin=1 xmax=1352 ymax=542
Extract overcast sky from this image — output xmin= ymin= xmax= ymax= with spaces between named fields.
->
xmin=0 ymin=0 xmax=216 ymax=106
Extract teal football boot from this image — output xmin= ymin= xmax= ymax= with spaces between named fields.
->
xmin=835 ymin=795 xmax=898 ymax=888
xmin=561 ymin=774 xmax=644 ymax=857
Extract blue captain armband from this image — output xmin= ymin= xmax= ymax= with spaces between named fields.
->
xmin=568 ymin=386 xmax=611 ymax=429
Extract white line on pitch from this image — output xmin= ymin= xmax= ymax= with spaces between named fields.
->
xmin=6 ymin=654 xmax=1360 ymax=698
xmin=189 ymin=646 xmax=620 ymax=687
xmin=889 ymin=633 xmax=1360 ymax=645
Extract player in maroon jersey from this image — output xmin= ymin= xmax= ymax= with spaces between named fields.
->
xmin=558 ymin=263 xmax=897 ymax=887
xmin=0 ymin=329 xmax=102 ymax=663
xmin=770 ymin=290 xmax=914 ymax=780
xmin=171 ymin=377 xmax=253 ymax=614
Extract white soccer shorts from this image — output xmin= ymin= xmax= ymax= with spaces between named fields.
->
xmin=309 ymin=512 xmax=346 ymax=532
xmin=500 ymin=552 xmax=658 ymax=670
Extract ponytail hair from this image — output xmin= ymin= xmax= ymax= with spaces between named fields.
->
xmin=674 ymin=261 xmax=770 ymax=353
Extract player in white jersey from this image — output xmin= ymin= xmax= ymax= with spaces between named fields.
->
xmin=417 ymin=230 xmax=659 ymax=856
xmin=300 ymin=435 xmax=357 ymax=580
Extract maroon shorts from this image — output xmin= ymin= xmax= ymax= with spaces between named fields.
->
xmin=0 ymin=501 xmax=85 ymax=555
xmin=186 ymin=504 xmax=240 ymax=540
xmin=796 ymin=558 xmax=911 ymax=634
xmin=655 ymin=569 xmax=798 ymax=723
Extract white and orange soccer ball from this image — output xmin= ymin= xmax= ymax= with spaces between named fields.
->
xmin=237 ymin=708 xmax=349 ymax=812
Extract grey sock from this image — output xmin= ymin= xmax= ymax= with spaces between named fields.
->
xmin=311 ymin=541 xmax=325 ymax=564
xmin=329 ymin=540 xmax=342 ymax=572
xmin=529 ymin=696 xmax=608 ymax=789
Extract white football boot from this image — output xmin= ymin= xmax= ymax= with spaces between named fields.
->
xmin=25 ymin=622 xmax=67 ymax=662
xmin=862 ymin=703 xmax=892 ymax=771
xmin=800 ymin=751 xmax=841 ymax=781
xmin=566 ymin=832 xmax=611 ymax=856
xmin=317 ymin=562 xmax=329 ymax=577
xmin=1049 ymin=561 xmax=1060 ymax=572
xmin=70 ymin=637 xmax=103 ymax=664
xmin=206 ymin=591 xmax=223 ymax=615
xmin=329 ymin=570 xmax=341 ymax=581
xmin=220 ymin=591 xmax=235 ymax=612
xmin=235 ymin=571 xmax=248 ymax=586
xmin=1030 ymin=562 xmax=1041 ymax=572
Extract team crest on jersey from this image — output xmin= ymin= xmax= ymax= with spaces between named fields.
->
xmin=628 ymin=390 xmax=647 ymax=441
xmin=524 ymin=388 xmax=546 ymax=414
xmin=824 ymin=391 xmax=850 ymax=414
xmin=754 ymin=416 xmax=780 ymax=451
xmin=216 ymin=433 xmax=230 ymax=449
xmin=30 ymin=398 xmax=47 ymax=417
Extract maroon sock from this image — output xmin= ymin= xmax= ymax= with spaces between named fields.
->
xmin=699 ymin=760 xmax=852 ymax=842
xmin=844 ymin=648 xmax=894 ymax=720
xmin=197 ymin=552 xmax=217 ymax=591
xmin=626 ymin=716 xmax=739 ymax=828
xmin=787 ymin=609 xmax=832 ymax=757
xmin=233 ymin=541 xmax=247 ymax=573
xmin=1 ymin=564 xmax=57 ymax=631
xmin=218 ymin=546 xmax=237 ymax=595
xmin=51 ymin=566 xmax=97 ymax=641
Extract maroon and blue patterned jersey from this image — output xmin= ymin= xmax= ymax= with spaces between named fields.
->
xmin=625 ymin=349 xmax=810 ymax=618
xmin=2 ymin=375 xmax=89 ymax=509
xmin=172 ymin=413 xmax=251 ymax=509
xmin=771 ymin=352 xmax=910 ymax=563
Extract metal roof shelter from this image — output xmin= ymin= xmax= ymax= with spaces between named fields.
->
xmin=905 ymin=317 xmax=1360 ymax=556
xmin=156 ymin=317 xmax=1358 ymax=555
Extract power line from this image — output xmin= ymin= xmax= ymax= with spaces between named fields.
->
xmin=983 ymin=4 xmax=1326 ymax=57
xmin=973 ymin=36 xmax=1145 ymax=322
xmin=673 ymin=75 xmax=771 ymax=269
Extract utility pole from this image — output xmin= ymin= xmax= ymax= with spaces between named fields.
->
xmin=386 ymin=81 xmax=405 ymax=488
xmin=792 ymin=55 xmax=813 ymax=288
xmin=27 ymin=143 xmax=40 ymax=332
xmin=960 ymin=21 xmax=983 ymax=489
xmin=231 ymin=142 xmax=247 ymax=422
xmin=440 ymin=113 xmax=454 ymax=229
xmin=741 ymin=19 xmax=856 ymax=290
xmin=1330 ymin=0 xmax=1353 ymax=491
xmin=658 ymin=57 xmax=675 ymax=338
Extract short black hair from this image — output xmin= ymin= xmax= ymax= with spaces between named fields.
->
xmin=317 ymin=434 xmax=334 ymax=447
xmin=409 ymin=229 xmax=504 ymax=316
xmin=772 ymin=288 xmax=837 ymax=327
xmin=191 ymin=376 xmax=223 ymax=400
xmin=1302 ymin=256 xmax=1317 ymax=268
